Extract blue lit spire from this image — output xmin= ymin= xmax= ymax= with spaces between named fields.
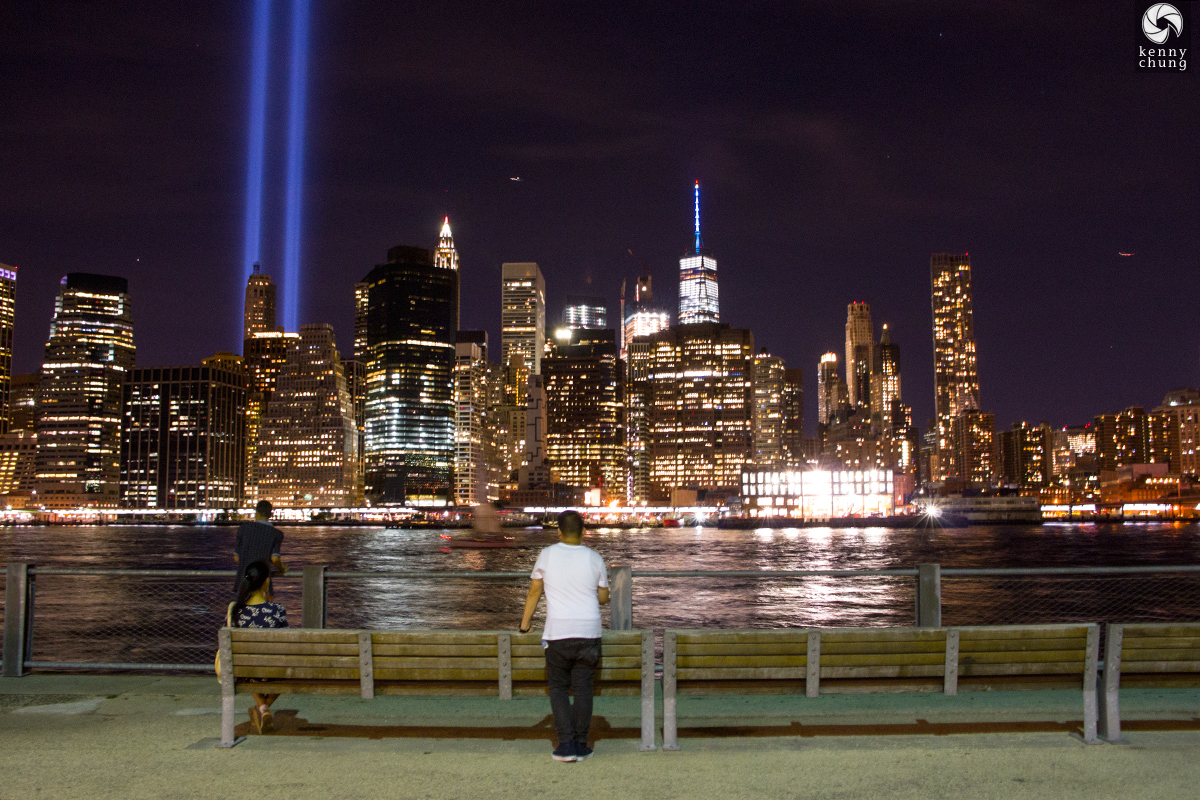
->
xmin=693 ymin=180 xmax=703 ymax=252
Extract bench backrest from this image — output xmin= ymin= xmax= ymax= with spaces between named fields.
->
xmin=1116 ymin=623 xmax=1200 ymax=675
xmin=229 ymin=628 xmax=362 ymax=681
xmin=512 ymin=630 xmax=650 ymax=683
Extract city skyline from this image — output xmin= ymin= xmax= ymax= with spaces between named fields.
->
xmin=0 ymin=4 xmax=1196 ymax=436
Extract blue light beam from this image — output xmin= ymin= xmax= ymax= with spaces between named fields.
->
xmin=241 ymin=0 xmax=271 ymax=290
xmin=281 ymin=0 xmax=310 ymax=332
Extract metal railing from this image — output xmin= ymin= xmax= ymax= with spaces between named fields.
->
xmin=3 ymin=561 xmax=1199 ymax=676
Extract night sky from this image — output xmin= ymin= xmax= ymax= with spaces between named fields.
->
xmin=1 ymin=2 xmax=1195 ymax=435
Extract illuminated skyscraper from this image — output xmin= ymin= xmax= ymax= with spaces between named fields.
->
xmin=0 ymin=430 xmax=37 ymax=504
xmin=243 ymin=264 xmax=277 ymax=341
xmin=120 ymin=357 xmax=247 ymax=509
xmin=563 ymin=295 xmax=607 ymax=329
xmin=870 ymin=324 xmax=902 ymax=430
xmin=621 ymin=266 xmax=670 ymax=361
xmin=817 ymin=353 xmax=845 ymax=427
xmin=242 ymin=330 xmax=300 ymax=501
xmin=678 ymin=181 xmax=719 ymax=325
xmin=363 ymin=243 xmax=458 ymax=504
xmin=752 ymin=352 xmax=785 ymax=468
xmin=543 ymin=329 xmax=625 ymax=499
xmin=258 ymin=324 xmax=360 ymax=506
xmin=0 ymin=263 xmax=15 ymax=434
xmin=844 ymin=302 xmax=873 ymax=409
xmin=501 ymin=262 xmax=545 ymax=387
xmin=353 ymin=281 xmax=369 ymax=360
xmin=625 ymin=336 xmax=654 ymax=502
xmin=454 ymin=331 xmax=491 ymax=507
xmin=931 ymin=252 xmax=981 ymax=474
xmin=647 ymin=323 xmax=753 ymax=497
xmin=435 ymin=217 xmax=461 ymax=330
xmin=6 ymin=373 xmax=38 ymax=432
xmin=781 ymin=368 xmax=805 ymax=466
xmin=35 ymin=273 xmax=136 ymax=508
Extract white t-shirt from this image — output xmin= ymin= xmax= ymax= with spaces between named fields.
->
xmin=530 ymin=542 xmax=609 ymax=640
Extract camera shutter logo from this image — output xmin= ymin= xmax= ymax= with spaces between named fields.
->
xmin=1143 ymin=3 xmax=1183 ymax=44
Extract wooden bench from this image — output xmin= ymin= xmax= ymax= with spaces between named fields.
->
xmin=217 ymin=627 xmax=655 ymax=749
xmin=1099 ymin=622 xmax=1200 ymax=742
xmin=662 ymin=624 xmax=1100 ymax=748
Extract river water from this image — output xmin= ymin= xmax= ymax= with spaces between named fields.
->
xmin=2 ymin=523 xmax=1199 ymax=665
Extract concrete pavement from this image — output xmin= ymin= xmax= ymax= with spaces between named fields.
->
xmin=3 ymin=675 xmax=1200 ymax=799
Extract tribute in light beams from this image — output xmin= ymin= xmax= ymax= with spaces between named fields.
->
xmin=241 ymin=0 xmax=271 ymax=290
xmin=281 ymin=0 xmax=310 ymax=332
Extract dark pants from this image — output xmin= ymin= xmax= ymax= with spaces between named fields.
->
xmin=545 ymin=637 xmax=601 ymax=746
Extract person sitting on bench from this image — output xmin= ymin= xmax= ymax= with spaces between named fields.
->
xmin=226 ymin=560 xmax=288 ymax=733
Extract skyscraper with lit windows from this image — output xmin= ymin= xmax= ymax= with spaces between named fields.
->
xmin=563 ymin=296 xmax=607 ymax=330
xmin=0 ymin=263 xmax=16 ymax=434
xmin=870 ymin=324 xmax=902 ymax=430
xmin=622 ymin=266 xmax=670 ymax=361
xmin=931 ymin=252 xmax=981 ymax=478
xmin=243 ymin=264 xmax=277 ymax=342
xmin=844 ymin=302 xmax=873 ymax=409
xmin=678 ymin=181 xmax=719 ymax=325
xmin=35 ymin=273 xmax=135 ymax=508
xmin=501 ymin=262 xmax=545 ymax=390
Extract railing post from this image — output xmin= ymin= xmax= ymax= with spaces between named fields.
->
xmin=915 ymin=563 xmax=941 ymax=628
xmin=302 ymin=565 xmax=326 ymax=629
xmin=3 ymin=563 xmax=31 ymax=677
xmin=609 ymin=564 xmax=632 ymax=630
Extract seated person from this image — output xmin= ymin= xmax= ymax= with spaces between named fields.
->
xmin=226 ymin=560 xmax=288 ymax=733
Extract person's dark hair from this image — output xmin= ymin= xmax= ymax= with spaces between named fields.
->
xmin=255 ymin=500 xmax=273 ymax=518
xmin=231 ymin=561 xmax=272 ymax=627
xmin=558 ymin=510 xmax=584 ymax=538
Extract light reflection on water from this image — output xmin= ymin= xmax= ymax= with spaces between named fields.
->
xmin=2 ymin=523 xmax=1200 ymax=664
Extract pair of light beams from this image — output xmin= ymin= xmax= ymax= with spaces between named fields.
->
xmin=242 ymin=0 xmax=310 ymax=335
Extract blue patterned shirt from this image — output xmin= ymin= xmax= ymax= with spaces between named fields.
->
xmin=236 ymin=602 xmax=289 ymax=629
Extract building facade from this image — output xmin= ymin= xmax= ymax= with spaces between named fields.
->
xmin=931 ymin=253 xmax=981 ymax=478
xmin=243 ymin=264 xmax=277 ymax=340
xmin=563 ymin=295 xmax=607 ymax=330
xmin=120 ymin=359 xmax=247 ymax=508
xmin=0 ymin=430 xmax=37 ymax=504
xmin=752 ymin=352 xmax=785 ymax=468
xmin=501 ymin=262 xmax=545 ymax=390
xmin=242 ymin=330 xmax=300 ymax=501
xmin=678 ymin=182 xmax=719 ymax=325
xmin=621 ymin=268 xmax=671 ymax=361
xmin=817 ymin=353 xmax=845 ymax=427
xmin=363 ymin=244 xmax=459 ymax=504
xmin=7 ymin=373 xmax=38 ymax=432
xmin=870 ymin=324 xmax=902 ymax=430
xmin=844 ymin=302 xmax=873 ymax=410
xmin=453 ymin=332 xmax=491 ymax=507
xmin=949 ymin=410 xmax=995 ymax=487
xmin=257 ymin=324 xmax=360 ymax=507
xmin=0 ymin=263 xmax=16 ymax=434
xmin=35 ymin=273 xmax=136 ymax=508
xmin=781 ymin=368 xmax=805 ymax=466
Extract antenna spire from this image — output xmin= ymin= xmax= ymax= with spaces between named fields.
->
xmin=693 ymin=180 xmax=702 ymax=252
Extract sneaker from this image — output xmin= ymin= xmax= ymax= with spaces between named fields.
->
xmin=574 ymin=741 xmax=593 ymax=761
xmin=248 ymin=705 xmax=264 ymax=734
xmin=259 ymin=706 xmax=275 ymax=734
xmin=551 ymin=743 xmax=577 ymax=762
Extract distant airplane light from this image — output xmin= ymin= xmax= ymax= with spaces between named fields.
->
xmin=1119 ymin=252 xmax=1134 ymax=257
xmin=510 ymin=177 xmax=522 ymax=181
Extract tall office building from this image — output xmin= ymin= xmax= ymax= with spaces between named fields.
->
xmin=243 ymin=264 xmax=277 ymax=341
xmin=242 ymin=330 xmax=300 ymax=501
xmin=752 ymin=352 xmax=785 ymax=468
xmin=120 ymin=357 xmax=247 ymax=508
xmin=625 ymin=336 xmax=654 ymax=502
xmin=35 ymin=273 xmax=136 ymax=508
xmin=844 ymin=302 xmax=873 ymax=409
xmin=622 ymin=267 xmax=671 ymax=361
xmin=870 ymin=324 xmax=902 ymax=430
xmin=931 ymin=252 xmax=981 ymax=473
xmin=646 ymin=323 xmax=753 ymax=497
xmin=7 ymin=373 xmax=38 ymax=432
xmin=453 ymin=331 xmax=491 ymax=507
xmin=997 ymin=421 xmax=1052 ymax=490
xmin=781 ymin=368 xmax=804 ymax=466
xmin=817 ymin=353 xmax=846 ymax=426
xmin=0 ymin=264 xmax=16 ymax=434
xmin=353 ymin=281 xmax=369 ymax=360
xmin=678 ymin=181 xmax=719 ymax=325
xmin=0 ymin=430 xmax=37 ymax=504
xmin=435 ymin=218 xmax=461 ymax=331
xmin=363 ymin=243 xmax=459 ymax=504
xmin=949 ymin=410 xmax=995 ymax=487
xmin=501 ymin=262 xmax=545 ymax=394
xmin=257 ymin=324 xmax=360 ymax=507
xmin=563 ymin=296 xmax=607 ymax=330
xmin=543 ymin=328 xmax=625 ymax=499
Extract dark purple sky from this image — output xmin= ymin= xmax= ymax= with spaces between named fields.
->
xmin=1 ymin=2 xmax=1196 ymax=434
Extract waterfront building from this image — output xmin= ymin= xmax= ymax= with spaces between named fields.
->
xmin=949 ymin=410 xmax=995 ymax=487
xmin=997 ymin=421 xmax=1052 ymax=490
xmin=816 ymin=353 xmax=846 ymax=427
xmin=621 ymin=268 xmax=671 ymax=361
xmin=454 ymin=331 xmax=491 ymax=506
xmin=7 ymin=373 xmax=38 ymax=432
xmin=257 ymin=324 xmax=360 ymax=507
xmin=353 ymin=281 xmax=369 ymax=359
xmin=501 ymin=262 xmax=545 ymax=396
xmin=1151 ymin=389 xmax=1200 ymax=476
xmin=870 ymin=324 xmax=902 ymax=430
xmin=362 ymin=243 xmax=458 ymax=504
xmin=35 ymin=273 xmax=135 ymax=508
xmin=0 ymin=430 xmax=37 ymax=505
xmin=624 ymin=336 xmax=654 ymax=503
xmin=563 ymin=295 xmax=607 ymax=330
xmin=543 ymin=328 xmax=624 ymax=500
xmin=344 ymin=358 xmax=366 ymax=491
xmin=243 ymin=264 xmax=277 ymax=341
xmin=931 ymin=253 xmax=981 ymax=479
xmin=120 ymin=357 xmax=247 ymax=509
xmin=752 ymin=351 xmax=785 ymax=468
xmin=742 ymin=467 xmax=895 ymax=519
xmin=781 ymin=368 xmax=805 ymax=466
xmin=646 ymin=323 xmax=753 ymax=498
xmin=242 ymin=330 xmax=300 ymax=501
xmin=435 ymin=217 xmax=461 ymax=330
xmin=677 ymin=181 xmax=719 ymax=325
xmin=0 ymin=263 xmax=15 ymax=433
xmin=844 ymin=302 xmax=873 ymax=410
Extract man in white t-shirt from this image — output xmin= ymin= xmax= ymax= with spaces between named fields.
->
xmin=519 ymin=510 xmax=610 ymax=762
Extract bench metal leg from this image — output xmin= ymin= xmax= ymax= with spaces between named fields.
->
xmin=216 ymin=628 xmax=246 ymax=748
xmin=640 ymin=630 xmax=655 ymax=751
xmin=1099 ymin=624 xmax=1124 ymax=743
xmin=1080 ymin=624 xmax=1100 ymax=744
xmin=806 ymin=631 xmax=820 ymax=698
xmin=663 ymin=631 xmax=678 ymax=750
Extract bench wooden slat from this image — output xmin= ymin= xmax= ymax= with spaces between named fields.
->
xmin=1120 ymin=661 xmax=1200 ymax=673
xmin=231 ymin=642 xmax=359 ymax=656
xmin=373 ymin=657 xmax=498 ymax=670
xmin=512 ymin=669 xmax=641 ymax=681
xmin=511 ymin=656 xmax=642 ymax=670
xmin=820 ymin=665 xmax=946 ymax=679
xmin=958 ymin=627 xmax=1089 ymax=641
xmin=819 ymin=630 xmax=946 ymax=643
xmin=233 ymin=667 xmax=361 ymax=680
xmin=950 ymin=637 xmax=1087 ymax=653
xmin=372 ymin=632 xmax=499 ymax=645
xmin=373 ymin=644 xmax=497 ymax=657
xmin=819 ymin=641 xmax=947 ymax=654
xmin=1120 ymin=624 xmax=1200 ymax=638
xmin=675 ymin=631 xmax=810 ymax=644
xmin=958 ymin=662 xmax=1084 ymax=676
xmin=959 ymin=650 xmax=1085 ymax=664
xmin=1121 ymin=648 xmax=1200 ymax=662
xmin=233 ymin=654 xmax=360 ymax=669
xmin=679 ymin=655 xmax=808 ymax=668
xmin=678 ymin=643 xmax=809 ymax=656
xmin=678 ymin=667 xmax=809 ymax=680
xmin=230 ymin=629 xmax=358 ymax=644
xmin=1119 ymin=637 xmax=1200 ymax=650
xmin=373 ymin=669 xmax=499 ymax=680
xmin=820 ymin=653 xmax=945 ymax=668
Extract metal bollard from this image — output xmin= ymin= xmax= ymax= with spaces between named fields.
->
xmin=915 ymin=563 xmax=942 ymax=628
xmin=3 ymin=563 xmax=32 ymax=677
xmin=301 ymin=565 xmax=326 ymax=629
xmin=609 ymin=564 xmax=633 ymax=630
